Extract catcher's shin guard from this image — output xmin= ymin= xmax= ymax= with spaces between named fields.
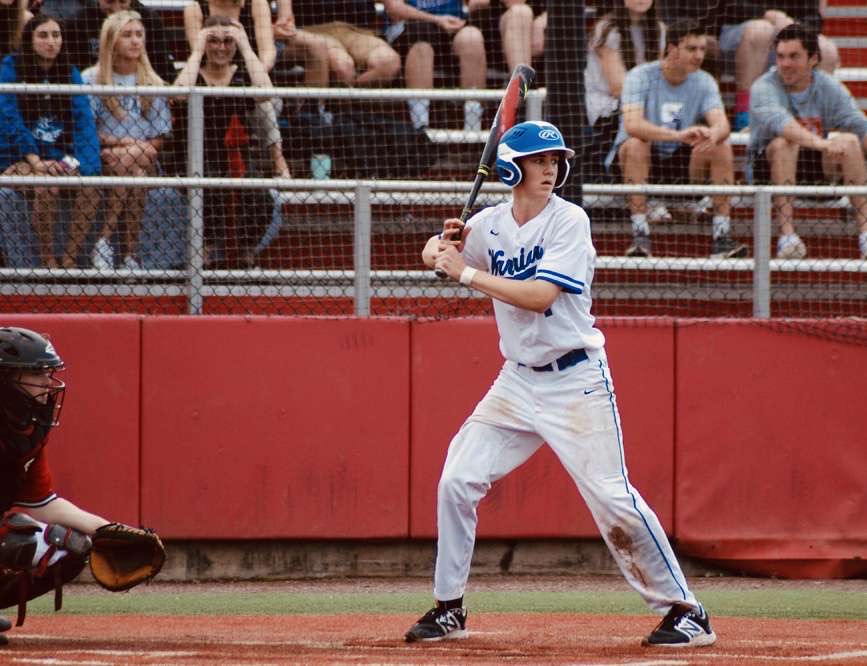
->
xmin=0 ymin=513 xmax=90 ymax=626
xmin=0 ymin=553 xmax=86 ymax=626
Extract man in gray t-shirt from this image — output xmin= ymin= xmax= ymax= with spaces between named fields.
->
xmin=609 ymin=20 xmax=743 ymax=260
xmin=749 ymin=23 xmax=867 ymax=260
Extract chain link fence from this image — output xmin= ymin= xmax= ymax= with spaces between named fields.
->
xmin=1 ymin=83 xmax=865 ymax=326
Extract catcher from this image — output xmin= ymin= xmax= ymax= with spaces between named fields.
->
xmin=0 ymin=327 xmax=165 ymax=646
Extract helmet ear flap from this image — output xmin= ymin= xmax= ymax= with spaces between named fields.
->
xmin=496 ymin=161 xmax=523 ymax=187
xmin=554 ymin=156 xmax=572 ymax=189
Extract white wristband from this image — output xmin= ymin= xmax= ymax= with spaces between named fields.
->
xmin=459 ymin=266 xmax=477 ymax=286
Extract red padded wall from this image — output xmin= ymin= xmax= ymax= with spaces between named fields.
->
xmin=139 ymin=317 xmax=410 ymax=538
xmin=675 ymin=320 xmax=867 ymax=577
xmin=1 ymin=315 xmax=141 ymax=524
xmin=410 ymin=318 xmax=675 ymax=539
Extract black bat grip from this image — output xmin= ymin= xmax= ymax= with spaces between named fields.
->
xmin=434 ymin=168 xmax=486 ymax=279
xmin=433 ymin=225 xmax=465 ymax=279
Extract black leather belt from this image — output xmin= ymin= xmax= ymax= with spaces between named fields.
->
xmin=519 ymin=348 xmax=588 ymax=372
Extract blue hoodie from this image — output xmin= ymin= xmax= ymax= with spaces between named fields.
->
xmin=0 ymin=54 xmax=101 ymax=176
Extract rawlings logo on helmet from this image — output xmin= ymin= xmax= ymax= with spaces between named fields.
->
xmin=495 ymin=121 xmax=575 ymax=189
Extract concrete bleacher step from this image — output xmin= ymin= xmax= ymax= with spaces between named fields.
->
xmin=253 ymin=211 xmax=860 ymax=270
xmin=825 ymin=3 xmax=867 ymax=69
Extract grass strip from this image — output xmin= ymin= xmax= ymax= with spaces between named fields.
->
xmin=18 ymin=589 xmax=867 ymax=620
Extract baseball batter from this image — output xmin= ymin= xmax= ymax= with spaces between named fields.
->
xmin=404 ymin=121 xmax=717 ymax=648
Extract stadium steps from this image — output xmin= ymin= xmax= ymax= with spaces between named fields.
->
xmin=826 ymin=2 xmax=867 ymax=67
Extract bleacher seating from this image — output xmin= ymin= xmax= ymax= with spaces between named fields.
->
xmin=2 ymin=1 xmax=865 ymax=318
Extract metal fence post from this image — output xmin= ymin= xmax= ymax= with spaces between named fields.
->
xmin=526 ymin=91 xmax=544 ymax=120
xmin=354 ymin=183 xmax=372 ymax=316
xmin=753 ymin=188 xmax=772 ymax=318
xmin=187 ymin=90 xmax=205 ymax=315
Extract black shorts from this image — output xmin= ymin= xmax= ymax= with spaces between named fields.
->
xmin=609 ymin=144 xmax=694 ymax=184
xmin=469 ymin=2 xmax=545 ymax=71
xmin=750 ymin=147 xmax=826 ymax=185
xmin=649 ymin=145 xmax=693 ymax=183
xmin=389 ymin=21 xmax=460 ymax=78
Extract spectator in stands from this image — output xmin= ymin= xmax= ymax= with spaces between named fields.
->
xmin=0 ymin=15 xmax=101 ymax=268
xmin=0 ymin=0 xmax=33 ymax=58
xmin=174 ymin=15 xmax=290 ymax=268
xmin=81 ymin=10 xmax=170 ymax=271
xmin=711 ymin=0 xmax=839 ymax=131
xmin=585 ymin=0 xmax=665 ymax=183
xmin=748 ymin=23 xmax=867 ymax=260
xmin=185 ymin=0 xmax=275 ymax=73
xmin=288 ymin=0 xmax=401 ymax=87
xmin=383 ymin=0 xmax=487 ymax=131
xmin=647 ymin=1 xmax=719 ymax=79
xmin=607 ymin=19 xmax=746 ymax=259
xmin=65 ymin=0 xmax=177 ymax=84
xmin=40 ymin=0 xmax=84 ymax=20
xmin=270 ymin=0 xmax=331 ymax=97
xmin=470 ymin=1 xmax=547 ymax=76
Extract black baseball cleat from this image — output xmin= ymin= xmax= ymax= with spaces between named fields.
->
xmin=404 ymin=606 xmax=468 ymax=643
xmin=642 ymin=603 xmax=717 ymax=648
xmin=0 ymin=615 xmax=9 ymax=647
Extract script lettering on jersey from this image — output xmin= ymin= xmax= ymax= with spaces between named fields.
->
xmin=488 ymin=245 xmax=544 ymax=281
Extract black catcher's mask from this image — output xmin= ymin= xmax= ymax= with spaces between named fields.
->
xmin=0 ymin=327 xmax=66 ymax=458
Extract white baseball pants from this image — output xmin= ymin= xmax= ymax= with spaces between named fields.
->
xmin=433 ymin=347 xmax=698 ymax=615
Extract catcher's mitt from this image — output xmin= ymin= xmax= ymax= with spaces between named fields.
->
xmin=89 ymin=523 xmax=165 ymax=592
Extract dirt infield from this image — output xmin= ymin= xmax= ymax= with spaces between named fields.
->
xmin=2 ymin=614 xmax=866 ymax=664
xmin=2 ymin=577 xmax=867 ymax=664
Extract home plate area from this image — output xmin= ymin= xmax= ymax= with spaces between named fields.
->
xmin=2 ymin=614 xmax=866 ymax=664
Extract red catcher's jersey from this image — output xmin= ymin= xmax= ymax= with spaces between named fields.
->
xmin=14 ymin=448 xmax=55 ymax=507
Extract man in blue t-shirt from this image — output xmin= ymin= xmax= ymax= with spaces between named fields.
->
xmin=749 ymin=23 xmax=867 ymax=260
xmin=608 ymin=19 xmax=744 ymax=260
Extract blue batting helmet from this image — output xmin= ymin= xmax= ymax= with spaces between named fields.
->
xmin=495 ymin=121 xmax=575 ymax=188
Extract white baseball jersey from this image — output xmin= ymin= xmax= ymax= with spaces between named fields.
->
xmin=431 ymin=192 xmax=701 ymax=618
xmin=461 ymin=194 xmax=605 ymax=366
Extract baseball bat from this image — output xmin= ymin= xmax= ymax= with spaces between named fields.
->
xmin=435 ymin=63 xmax=536 ymax=279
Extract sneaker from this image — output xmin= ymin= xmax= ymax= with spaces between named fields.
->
xmin=404 ymin=606 xmax=468 ymax=643
xmin=710 ymin=235 xmax=748 ymax=259
xmin=642 ymin=603 xmax=717 ymax=648
xmin=91 ymin=237 xmax=114 ymax=271
xmin=685 ymin=196 xmax=713 ymax=222
xmin=122 ymin=255 xmax=141 ymax=271
xmin=776 ymin=233 xmax=807 ymax=259
xmin=648 ymin=202 xmax=672 ymax=223
xmin=625 ymin=232 xmax=652 ymax=257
